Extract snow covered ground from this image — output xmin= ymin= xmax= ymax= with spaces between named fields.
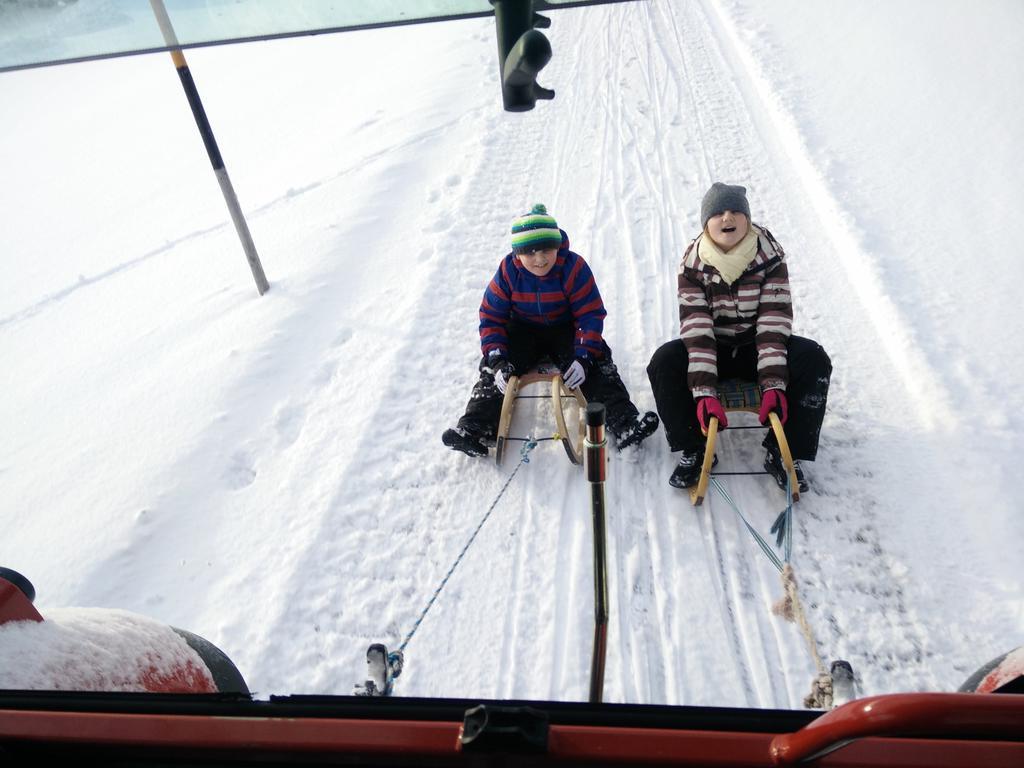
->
xmin=2 ymin=0 xmax=1022 ymax=708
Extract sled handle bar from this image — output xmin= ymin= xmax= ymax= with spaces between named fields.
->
xmin=770 ymin=692 xmax=1024 ymax=765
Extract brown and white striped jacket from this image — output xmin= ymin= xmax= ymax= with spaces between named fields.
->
xmin=677 ymin=225 xmax=793 ymax=398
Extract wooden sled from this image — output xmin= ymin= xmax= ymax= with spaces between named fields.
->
xmin=690 ymin=379 xmax=800 ymax=506
xmin=495 ymin=369 xmax=588 ymax=466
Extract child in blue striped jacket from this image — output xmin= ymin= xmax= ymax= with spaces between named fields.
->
xmin=443 ymin=204 xmax=659 ymax=457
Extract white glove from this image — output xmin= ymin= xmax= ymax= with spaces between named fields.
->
xmin=494 ymin=366 xmax=510 ymax=394
xmin=563 ymin=359 xmax=586 ymax=390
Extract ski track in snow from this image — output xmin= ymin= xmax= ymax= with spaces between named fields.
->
xmin=562 ymin=0 xmax=805 ymax=707
xmin=693 ymin=0 xmax=946 ymax=698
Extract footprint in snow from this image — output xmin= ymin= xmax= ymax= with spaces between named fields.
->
xmin=274 ymin=403 xmax=305 ymax=448
xmin=225 ymin=451 xmax=257 ymax=490
xmin=333 ymin=327 xmax=353 ymax=347
xmin=426 ymin=216 xmax=453 ymax=233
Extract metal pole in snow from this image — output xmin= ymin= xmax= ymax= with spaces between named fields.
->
xmin=585 ymin=403 xmax=608 ymax=703
xmin=149 ymin=0 xmax=270 ymax=296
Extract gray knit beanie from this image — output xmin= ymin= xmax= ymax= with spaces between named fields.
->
xmin=701 ymin=182 xmax=751 ymax=228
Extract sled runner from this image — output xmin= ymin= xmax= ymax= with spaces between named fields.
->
xmin=495 ymin=365 xmax=588 ymax=466
xmin=690 ymin=379 xmax=799 ymax=506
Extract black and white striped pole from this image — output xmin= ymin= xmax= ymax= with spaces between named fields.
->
xmin=149 ymin=0 xmax=269 ymax=296
xmin=585 ymin=403 xmax=608 ymax=703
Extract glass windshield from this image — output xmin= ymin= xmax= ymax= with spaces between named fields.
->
xmin=0 ymin=0 xmax=626 ymax=73
xmin=0 ymin=0 xmax=493 ymax=72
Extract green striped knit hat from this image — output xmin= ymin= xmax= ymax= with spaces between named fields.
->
xmin=511 ymin=204 xmax=562 ymax=253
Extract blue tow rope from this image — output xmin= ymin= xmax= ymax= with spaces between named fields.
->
xmin=709 ymin=472 xmax=793 ymax=571
xmin=397 ymin=438 xmax=539 ymax=654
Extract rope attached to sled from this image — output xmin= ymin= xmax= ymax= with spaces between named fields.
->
xmin=397 ymin=438 xmax=538 ymax=655
xmin=356 ymin=439 xmax=539 ymax=697
xmin=774 ymin=563 xmax=834 ymax=708
xmin=709 ymin=473 xmax=834 ymax=708
xmin=709 ymin=476 xmax=785 ymax=572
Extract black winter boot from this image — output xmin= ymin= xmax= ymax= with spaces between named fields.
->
xmin=442 ymin=427 xmax=488 ymax=458
xmin=668 ymin=447 xmax=717 ymax=489
xmin=610 ymin=411 xmax=660 ymax=450
xmin=764 ymin=442 xmax=809 ymax=493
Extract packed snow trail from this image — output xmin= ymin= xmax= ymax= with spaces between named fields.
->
xmin=385 ymin=0 xmax=957 ymax=705
xmin=295 ymin=0 xmax=949 ymax=705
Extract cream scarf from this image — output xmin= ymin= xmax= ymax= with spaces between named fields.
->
xmin=698 ymin=225 xmax=760 ymax=285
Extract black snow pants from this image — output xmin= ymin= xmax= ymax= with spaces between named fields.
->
xmin=457 ymin=321 xmax=639 ymax=440
xmin=646 ymin=335 xmax=831 ymax=460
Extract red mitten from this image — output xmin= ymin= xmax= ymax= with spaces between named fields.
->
xmin=696 ymin=396 xmax=728 ymax=435
xmin=759 ymin=388 xmax=788 ymax=425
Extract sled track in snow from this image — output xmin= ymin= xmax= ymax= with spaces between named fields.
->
xmin=599 ymin=0 xmax=802 ymax=706
xmin=646 ymin=0 xmax=793 ymax=707
xmin=697 ymin=495 xmax=761 ymax=706
xmin=574 ymin=0 xmax=941 ymax=706
xmin=688 ymin=0 xmax=941 ymax=700
xmin=498 ymin=0 xmax=810 ymax=706
xmin=588 ymin=7 xmax=674 ymax=705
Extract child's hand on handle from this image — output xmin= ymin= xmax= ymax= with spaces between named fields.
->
xmin=562 ymin=359 xmax=587 ymax=390
xmin=758 ymin=388 xmax=788 ymax=425
xmin=696 ymin=396 xmax=728 ymax=435
xmin=487 ymin=352 xmax=513 ymax=394
xmin=494 ymin=366 xmax=511 ymax=394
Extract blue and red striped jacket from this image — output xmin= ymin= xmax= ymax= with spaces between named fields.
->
xmin=479 ymin=230 xmax=607 ymax=361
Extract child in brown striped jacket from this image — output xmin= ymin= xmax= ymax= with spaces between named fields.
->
xmin=646 ymin=183 xmax=832 ymax=491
